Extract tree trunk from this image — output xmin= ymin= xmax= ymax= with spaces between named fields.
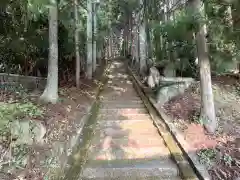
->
xmin=194 ymin=0 xmax=217 ymax=134
xmin=137 ymin=23 xmax=140 ymax=70
xmin=134 ymin=12 xmax=140 ymax=70
xmin=109 ymin=33 xmax=112 ymax=58
xmin=125 ymin=16 xmax=131 ymax=55
xmin=93 ymin=3 xmax=97 ymax=73
xmin=232 ymin=2 xmax=240 ymax=73
xmin=86 ymin=0 xmax=93 ymax=79
xmin=146 ymin=19 xmax=152 ymax=59
xmin=105 ymin=38 xmax=109 ymax=61
xmin=139 ymin=0 xmax=147 ymax=75
xmin=163 ymin=0 xmax=169 ymax=60
xmin=40 ymin=1 xmax=58 ymax=104
xmin=108 ymin=1 xmax=112 ymax=59
xmin=128 ymin=15 xmax=133 ymax=54
xmin=74 ymin=0 xmax=80 ymax=88
xmin=123 ymin=26 xmax=128 ymax=56
xmin=144 ymin=0 xmax=152 ymax=60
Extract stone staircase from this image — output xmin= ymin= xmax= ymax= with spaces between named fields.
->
xmin=79 ymin=61 xmax=182 ymax=180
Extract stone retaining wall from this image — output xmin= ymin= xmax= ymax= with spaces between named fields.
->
xmin=0 ymin=73 xmax=46 ymax=91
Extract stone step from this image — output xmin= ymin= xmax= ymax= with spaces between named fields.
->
xmin=99 ymin=108 xmax=148 ymax=114
xmin=100 ymin=91 xmax=141 ymax=100
xmin=100 ymin=91 xmax=140 ymax=97
xmin=100 ymin=100 xmax=144 ymax=105
xmin=97 ymin=113 xmax=152 ymax=121
xmin=82 ymin=177 xmax=182 ymax=180
xmin=107 ymin=78 xmax=133 ymax=82
xmin=94 ymin=126 xmax=160 ymax=138
xmin=105 ymin=84 xmax=134 ymax=88
xmin=88 ymin=142 xmax=171 ymax=161
xmin=89 ymin=136 xmax=170 ymax=157
xmin=100 ymin=103 xmax=144 ymax=109
xmin=107 ymin=77 xmax=130 ymax=82
xmin=106 ymin=79 xmax=132 ymax=83
xmin=100 ymin=93 xmax=141 ymax=99
xmin=95 ymin=119 xmax=154 ymax=128
xmin=101 ymin=87 xmax=137 ymax=92
xmin=89 ymin=146 xmax=171 ymax=160
xmin=104 ymin=82 xmax=133 ymax=87
xmin=107 ymin=73 xmax=129 ymax=79
xmin=87 ymin=130 xmax=170 ymax=161
xmin=95 ymin=119 xmax=156 ymax=132
xmin=80 ymin=158 xmax=179 ymax=180
xmin=100 ymin=96 xmax=142 ymax=101
xmin=79 ymin=61 xmax=183 ymax=180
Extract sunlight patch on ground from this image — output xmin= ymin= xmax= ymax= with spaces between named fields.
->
xmin=107 ymin=85 xmax=126 ymax=92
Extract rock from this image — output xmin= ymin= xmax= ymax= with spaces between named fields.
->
xmin=68 ymin=135 xmax=78 ymax=152
xmin=51 ymin=142 xmax=65 ymax=157
xmin=50 ymin=142 xmax=67 ymax=167
xmin=30 ymin=120 xmax=46 ymax=144
xmin=0 ymin=172 xmax=12 ymax=180
xmin=156 ymin=80 xmax=194 ymax=106
xmin=147 ymin=75 xmax=155 ymax=89
xmin=11 ymin=119 xmax=46 ymax=146
xmin=147 ymin=67 xmax=160 ymax=89
xmin=11 ymin=120 xmax=32 ymax=145
xmin=1 ymin=145 xmax=29 ymax=174
xmin=163 ymin=63 xmax=176 ymax=77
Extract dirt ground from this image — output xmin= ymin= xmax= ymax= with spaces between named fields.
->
xmin=163 ymin=75 xmax=240 ymax=180
xmin=0 ymin=67 xmax=105 ymax=180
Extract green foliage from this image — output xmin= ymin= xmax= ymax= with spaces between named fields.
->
xmin=157 ymin=11 xmax=198 ymax=43
xmin=0 ymin=102 xmax=44 ymax=125
xmin=149 ymin=0 xmax=240 ymax=76
xmin=11 ymin=144 xmax=30 ymax=169
xmin=0 ymin=93 xmax=44 ymax=171
xmin=205 ymin=0 xmax=240 ymax=73
xmin=222 ymin=153 xmax=234 ymax=166
xmin=152 ymin=10 xmax=198 ymax=76
xmin=0 ymin=0 xmax=109 ymax=77
xmin=198 ymin=148 xmax=235 ymax=170
xmin=198 ymin=148 xmax=217 ymax=168
xmin=0 ymin=84 xmax=44 ymax=134
xmin=1 ymin=0 xmax=239 ymax=79
xmin=191 ymin=110 xmax=201 ymax=124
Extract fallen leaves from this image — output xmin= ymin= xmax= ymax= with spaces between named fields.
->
xmin=163 ymin=75 xmax=240 ymax=180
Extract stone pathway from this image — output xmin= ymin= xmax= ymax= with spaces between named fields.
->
xmin=80 ymin=60 xmax=182 ymax=180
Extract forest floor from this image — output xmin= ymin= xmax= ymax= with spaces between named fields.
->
xmin=0 ymin=68 xmax=104 ymax=180
xmin=163 ymin=75 xmax=240 ymax=180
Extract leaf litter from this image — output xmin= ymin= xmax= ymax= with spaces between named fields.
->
xmin=0 ymin=78 xmax=100 ymax=180
xmin=163 ymin=75 xmax=240 ymax=180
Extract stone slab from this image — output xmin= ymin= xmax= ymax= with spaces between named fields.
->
xmin=100 ymin=103 xmax=144 ymax=109
xmin=95 ymin=119 xmax=154 ymax=129
xmin=95 ymin=126 xmax=160 ymax=137
xmin=81 ymin=158 xmax=179 ymax=179
xmin=99 ymin=108 xmax=148 ymax=114
xmin=97 ymin=113 xmax=151 ymax=121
